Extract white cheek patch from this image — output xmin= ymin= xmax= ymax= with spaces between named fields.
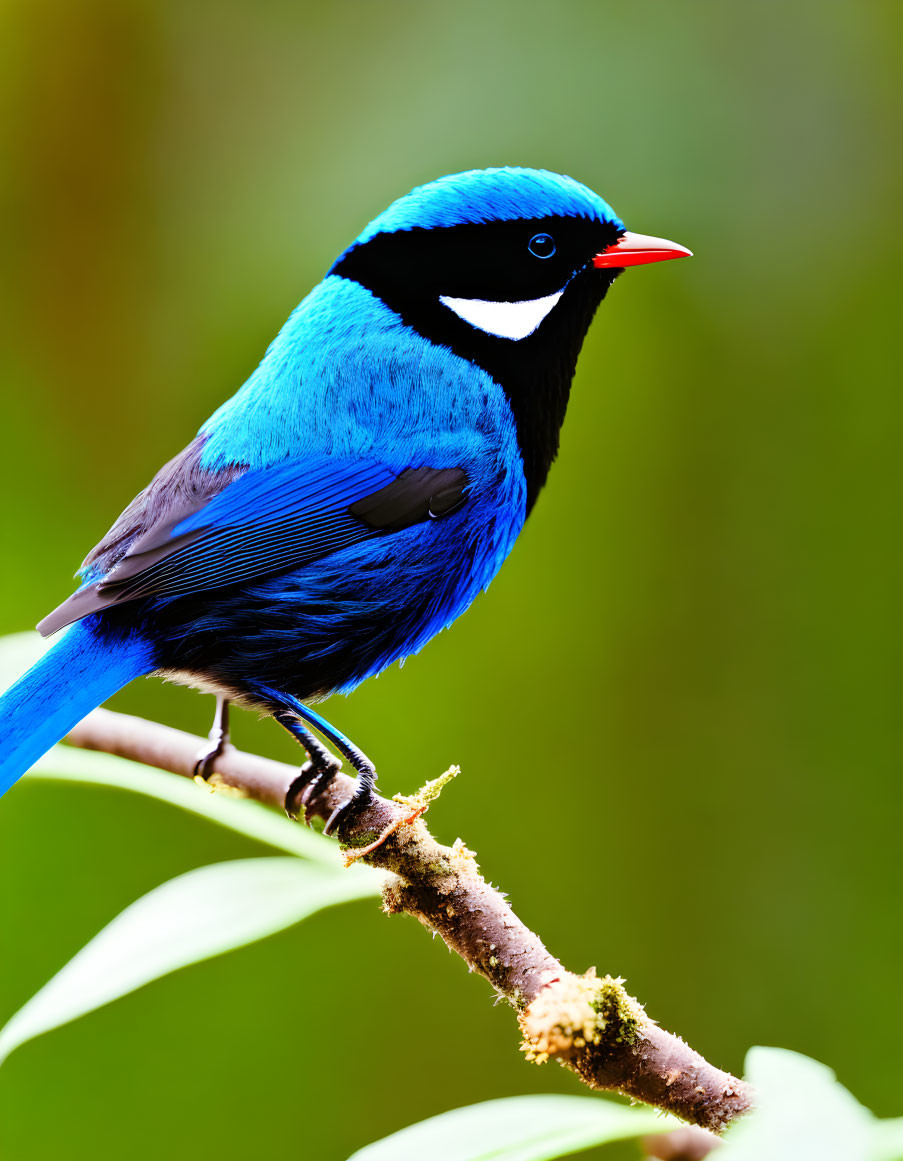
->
xmin=438 ymin=289 xmax=564 ymax=340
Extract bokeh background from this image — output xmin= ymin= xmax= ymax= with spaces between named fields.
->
xmin=0 ymin=1 xmax=899 ymax=1157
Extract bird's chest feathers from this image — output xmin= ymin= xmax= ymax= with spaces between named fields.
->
xmin=200 ymin=277 xmax=518 ymax=480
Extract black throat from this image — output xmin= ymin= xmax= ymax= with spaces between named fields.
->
xmin=331 ymin=215 xmax=622 ymax=512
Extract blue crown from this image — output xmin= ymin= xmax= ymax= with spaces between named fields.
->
xmin=354 ymin=167 xmax=624 ymax=244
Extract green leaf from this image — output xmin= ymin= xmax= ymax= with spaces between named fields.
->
xmin=0 ymin=856 xmax=379 ymax=1067
xmin=28 ymin=743 xmax=337 ymax=863
xmin=347 ymin=1094 xmax=676 ymax=1161
xmin=0 ymin=630 xmax=52 ymax=688
xmin=353 ymin=1051 xmax=903 ymax=1161
xmin=718 ymin=1047 xmax=902 ymax=1161
xmin=871 ymin=1119 xmax=903 ymax=1161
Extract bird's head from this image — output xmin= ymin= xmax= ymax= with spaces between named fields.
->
xmin=331 ymin=168 xmax=691 ymax=507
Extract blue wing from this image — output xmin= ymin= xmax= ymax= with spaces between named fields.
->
xmin=39 ymin=451 xmax=467 ymax=635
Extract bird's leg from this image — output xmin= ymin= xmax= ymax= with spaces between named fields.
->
xmin=276 ymin=713 xmax=343 ymax=821
xmin=250 ymin=685 xmax=378 ymax=836
xmin=287 ymin=702 xmax=377 ymax=836
xmin=193 ymin=695 xmax=232 ymax=780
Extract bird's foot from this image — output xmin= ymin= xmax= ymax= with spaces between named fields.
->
xmin=270 ymin=697 xmax=377 ymax=838
xmin=323 ymin=782 xmax=376 ymax=838
xmin=193 ymin=736 xmax=233 ymax=781
xmin=284 ymin=754 xmax=342 ymax=821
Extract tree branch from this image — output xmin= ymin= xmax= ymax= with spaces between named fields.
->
xmin=65 ymin=707 xmax=750 ymax=1137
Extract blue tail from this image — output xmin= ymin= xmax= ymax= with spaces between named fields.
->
xmin=0 ymin=620 xmax=155 ymax=798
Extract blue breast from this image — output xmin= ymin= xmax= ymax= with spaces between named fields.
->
xmin=199 ymin=276 xmax=520 ymax=478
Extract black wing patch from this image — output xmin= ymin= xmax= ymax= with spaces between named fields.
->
xmin=349 ymin=466 xmax=466 ymax=529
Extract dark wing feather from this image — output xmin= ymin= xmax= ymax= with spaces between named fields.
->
xmin=39 ymin=450 xmax=467 ymax=636
xmin=79 ymin=437 xmax=246 ymax=580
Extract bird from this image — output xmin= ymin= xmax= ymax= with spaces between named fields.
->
xmin=0 ymin=167 xmax=691 ymax=832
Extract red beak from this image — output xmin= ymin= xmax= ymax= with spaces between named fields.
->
xmin=593 ymin=231 xmax=693 ymax=269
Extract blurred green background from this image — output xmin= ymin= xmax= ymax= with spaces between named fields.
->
xmin=0 ymin=1 xmax=899 ymax=1157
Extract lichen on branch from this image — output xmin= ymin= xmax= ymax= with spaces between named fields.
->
xmin=520 ymin=970 xmax=646 ymax=1063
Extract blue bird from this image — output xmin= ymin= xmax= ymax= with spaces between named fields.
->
xmin=0 ymin=167 xmax=690 ymax=832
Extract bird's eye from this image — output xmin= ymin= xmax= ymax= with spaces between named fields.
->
xmin=528 ymin=233 xmax=556 ymax=259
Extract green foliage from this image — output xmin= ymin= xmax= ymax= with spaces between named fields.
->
xmin=347 ymin=1094 xmax=676 ymax=1161
xmin=0 ymin=631 xmax=381 ymax=1068
xmin=352 ymin=1050 xmax=903 ymax=1161
xmin=0 ymin=856 xmax=379 ymax=1066
xmin=30 ymin=743 xmax=334 ymax=863
xmin=0 ymin=631 xmax=52 ymax=686
xmin=717 ymin=1048 xmax=903 ymax=1161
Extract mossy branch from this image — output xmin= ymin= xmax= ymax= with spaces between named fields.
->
xmin=64 ymin=706 xmax=751 ymax=1136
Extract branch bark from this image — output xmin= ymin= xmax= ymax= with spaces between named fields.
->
xmin=65 ymin=707 xmax=750 ymax=1138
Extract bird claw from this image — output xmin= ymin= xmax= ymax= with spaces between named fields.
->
xmin=193 ymin=739 xmax=232 ymax=781
xmin=285 ymin=756 xmax=342 ymax=820
xmin=323 ymin=785 xmax=375 ymax=838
